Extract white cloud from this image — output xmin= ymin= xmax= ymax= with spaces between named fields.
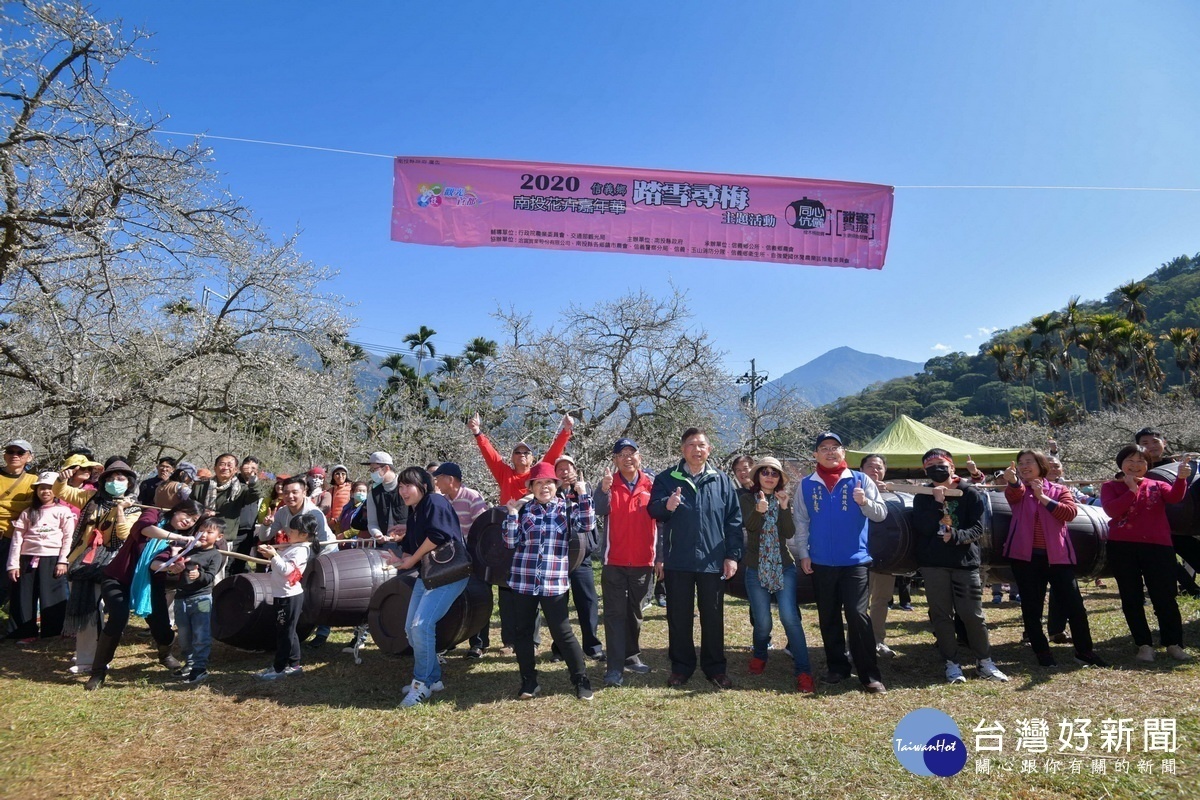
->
xmin=932 ymin=343 xmax=950 ymax=352
xmin=977 ymin=326 xmax=999 ymax=337
xmin=964 ymin=334 xmax=973 ymax=339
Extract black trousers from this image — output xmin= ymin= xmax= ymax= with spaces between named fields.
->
xmin=664 ymin=569 xmax=726 ymax=680
xmin=553 ymin=557 xmax=602 ymax=657
xmin=468 ymin=577 xmax=492 ymax=650
xmin=0 ymin=537 xmax=12 ymax=610
xmin=1010 ymin=553 xmax=1093 ymax=654
xmin=1108 ymin=541 xmax=1183 ymax=648
xmin=509 ymin=590 xmax=586 ymax=683
xmin=601 ymin=565 xmax=653 ymax=666
xmin=1046 ymin=577 xmax=1081 ymax=636
xmin=99 ymin=576 xmax=174 ymax=645
xmin=273 ymin=594 xmax=304 ymax=672
xmin=1172 ymin=535 xmax=1200 ymax=593
xmin=228 ymin=527 xmax=260 ymax=575
xmin=7 ymin=555 xmax=69 ymax=639
xmin=497 ymin=585 xmax=541 ymax=647
xmin=811 ymin=563 xmax=880 ymax=685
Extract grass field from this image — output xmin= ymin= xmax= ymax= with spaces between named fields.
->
xmin=1 ymin=580 xmax=1198 ymax=800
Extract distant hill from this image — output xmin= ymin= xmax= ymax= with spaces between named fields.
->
xmin=821 ymin=251 xmax=1200 ymax=444
xmin=764 ymin=347 xmax=924 ymax=407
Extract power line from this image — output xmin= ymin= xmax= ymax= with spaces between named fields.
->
xmin=153 ymin=130 xmax=1200 ymax=193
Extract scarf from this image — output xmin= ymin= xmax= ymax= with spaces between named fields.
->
xmin=816 ymin=461 xmax=848 ymax=492
xmin=758 ymin=495 xmax=784 ymax=593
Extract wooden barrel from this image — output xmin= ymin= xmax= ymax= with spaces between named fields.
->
xmin=1148 ymin=460 xmax=1200 ymax=536
xmin=367 ymin=571 xmax=494 ymax=655
xmin=981 ymin=491 xmax=1109 ymax=580
xmin=300 ymin=547 xmax=394 ymax=628
xmin=212 ymin=573 xmax=316 ymax=651
xmin=867 ymin=492 xmax=921 ymax=575
xmin=469 ymin=506 xmax=586 ymax=588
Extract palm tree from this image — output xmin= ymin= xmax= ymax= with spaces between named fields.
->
xmin=463 ymin=336 xmax=499 ymax=366
xmin=1075 ymin=332 xmax=1105 ymax=409
xmin=402 ymin=326 xmax=438 ymax=375
xmin=985 ymin=343 xmax=1014 ymax=383
xmin=1162 ymin=327 xmax=1199 ymax=387
xmin=438 ymin=355 xmax=464 ymax=376
xmin=1117 ymin=280 xmax=1149 ymax=325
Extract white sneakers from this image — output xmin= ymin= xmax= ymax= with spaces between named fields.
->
xmin=977 ymin=658 xmax=1010 ymax=682
xmin=876 ymin=643 xmax=896 ymax=659
xmin=400 ymin=680 xmax=433 ymax=708
xmin=401 ymin=679 xmax=444 ymax=695
xmin=1166 ymin=645 xmax=1191 ymax=662
xmin=945 ymin=661 xmax=966 ymax=684
xmin=1136 ymin=645 xmax=1156 ymax=663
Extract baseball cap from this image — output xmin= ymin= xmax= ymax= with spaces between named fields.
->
xmin=814 ymin=431 xmax=844 ymax=449
xmin=3 ymin=439 xmax=33 ymax=454
xmin=361 ymin=451 xmax=394 ymax=467
xmin=432 ymin=462 xmax=463 ymax=480
xmin=612 ymin=438 xmax=639 ymax=454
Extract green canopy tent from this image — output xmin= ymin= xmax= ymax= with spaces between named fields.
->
xmin=845 ymin=414 xmax=1020 ymax=472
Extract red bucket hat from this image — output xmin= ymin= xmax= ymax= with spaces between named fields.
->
xmin=524 ymin=461 xmax=560 ymax=488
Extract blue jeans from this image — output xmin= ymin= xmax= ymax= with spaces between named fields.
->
xmin=174 ymin=593 xmax=214 ymax=673
xmin=745 ymin=564 xmax=811 ymax=675
xmin=405 ymin=576 xmax=469 ymax=686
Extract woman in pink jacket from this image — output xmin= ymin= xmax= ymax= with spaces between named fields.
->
xmin=6 ymin=472 xmax=75 ymax=641
xmin=1002 ymin=450 xmax=1104 ymax=669
xmin=1101 ymin=444 xmax=1194 ymax=663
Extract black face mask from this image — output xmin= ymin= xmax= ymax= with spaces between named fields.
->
xmin=925 ymin=465 xmax=952 ymax=484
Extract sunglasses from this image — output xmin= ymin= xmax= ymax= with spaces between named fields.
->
xmin=758 ymin=468 xmax=780 ymax=477
xmin=4 ymin=449 xmax=27 ymax=456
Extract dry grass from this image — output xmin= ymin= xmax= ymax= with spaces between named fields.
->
xmin=1 ymin=581 xmax=1198 ymax=799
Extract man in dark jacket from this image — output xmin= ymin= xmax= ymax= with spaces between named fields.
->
xmin=649 ymin=427 xmax=742 ymax=690
xmin=912 ymin=448 xmax=1008 ymax=684
xmin=190 ymin=453 xmax=261 ymax=542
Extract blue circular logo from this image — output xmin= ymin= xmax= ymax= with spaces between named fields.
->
xmin=893 ymin=708 xmax=968 ymax=777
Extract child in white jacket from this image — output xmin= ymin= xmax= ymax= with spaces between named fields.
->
xmin=255 ymin=512 xmax=317 ymax=679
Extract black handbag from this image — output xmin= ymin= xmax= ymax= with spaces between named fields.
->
xmin=67 ymin=529 xmax=119 ymax=582
xmin=419 ymin=537 xmax=471 ymax=589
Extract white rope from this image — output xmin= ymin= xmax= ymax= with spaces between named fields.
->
xmin=155 ymin=130 xmax=393 ymax=160
xmin=153 ymin=130 xmax=1200 ymax=192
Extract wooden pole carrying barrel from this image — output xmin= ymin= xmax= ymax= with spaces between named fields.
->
xmin=212 ymin=572 xmax=316 ymax=651
xmin=366 ymin=571 xmax=494 ymax=656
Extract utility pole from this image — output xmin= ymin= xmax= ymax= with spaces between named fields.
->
xmin=736 ymin=358 xmax=769 ymax=451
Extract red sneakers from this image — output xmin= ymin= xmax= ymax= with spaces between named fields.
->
xmin=748 ymin=657 xmax=767 ymax=675
xmin=796 ymin=673 xmax=815 ymax=694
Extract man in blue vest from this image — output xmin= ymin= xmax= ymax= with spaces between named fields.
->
xmin=795 ymin=432 xmax=888 ymax=694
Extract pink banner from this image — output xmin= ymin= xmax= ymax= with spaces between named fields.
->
xmin=391 ymin=157 xmax=893 ymax=269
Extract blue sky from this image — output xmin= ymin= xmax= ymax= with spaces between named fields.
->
xmin=92 ymin=0 xmax=1200 ymax=379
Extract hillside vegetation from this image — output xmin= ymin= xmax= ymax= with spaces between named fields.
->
xmin=826 ymin=253 xmax=1200 ymax=445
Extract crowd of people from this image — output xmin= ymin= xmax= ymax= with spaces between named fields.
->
xmin=0 ymin=419 xmax=1195 ymax=705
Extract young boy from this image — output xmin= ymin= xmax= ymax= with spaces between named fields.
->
xmin=256 ymin=512 xmax=316 ymax=680
xmin=162 ymin=516 xmax=226 ymax=684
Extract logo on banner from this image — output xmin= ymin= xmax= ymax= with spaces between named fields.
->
xmin=893 ymin=708 xmax=968 ymax=777
xmin=785 ymin=197 xmax=828 ymax=232
xmin=417 ymin=182 xmax=478 ymax=208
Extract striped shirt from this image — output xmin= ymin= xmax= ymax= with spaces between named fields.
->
xmin=503 ymin=494 xmax=594 ymax=596
xmin=448 ymin=485 xmax=488 ymax=539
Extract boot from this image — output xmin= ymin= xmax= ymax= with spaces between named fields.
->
xmin=84 ymin=631 xmax=121 ymax=691
xmin=157 ymin=640 xmax=183 ymax=670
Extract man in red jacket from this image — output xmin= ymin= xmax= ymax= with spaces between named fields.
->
xmin=467 ymin=413 xmax=574 ymax=504
xmin=593 ymin=438 xmax=657 ymax=686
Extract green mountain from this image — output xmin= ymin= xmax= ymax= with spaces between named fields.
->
xmin=824 ymin=252 xmax=1200 ymax=446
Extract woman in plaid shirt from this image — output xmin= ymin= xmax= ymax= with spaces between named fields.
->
xmin=503 ymin=461 xmax=596 ymax=701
